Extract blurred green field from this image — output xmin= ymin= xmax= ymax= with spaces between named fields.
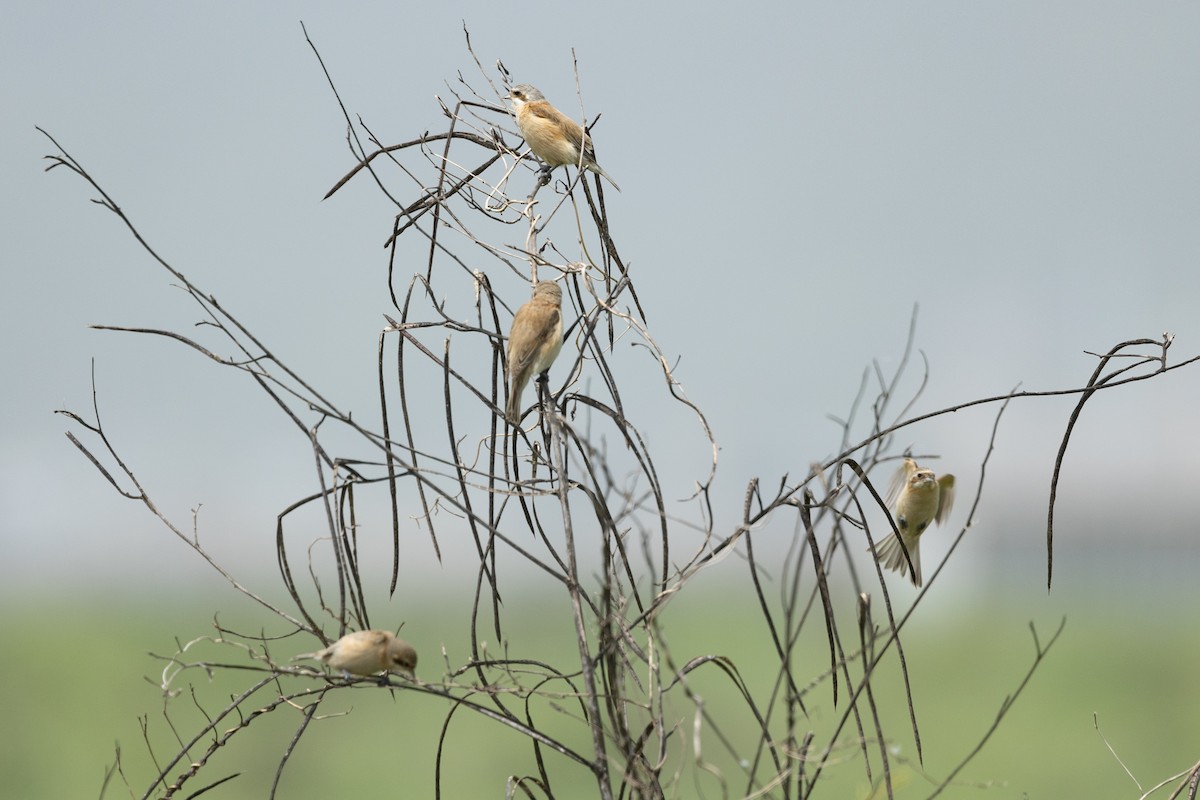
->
xmin=4 ymin=578 xmax=1195 ymax=799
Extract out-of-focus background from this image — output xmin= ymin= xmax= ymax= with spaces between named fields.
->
xmin=3 ymin=2 xmax=1198 ymax=797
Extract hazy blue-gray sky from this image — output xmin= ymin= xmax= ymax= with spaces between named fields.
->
xmin=4 ymin=1 xmax=1199 ymax=597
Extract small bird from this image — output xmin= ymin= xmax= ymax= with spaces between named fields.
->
xmin=506 ymin=83 xmax=621 ymax=191
xmin=293 ymin=629 xmax=418 ymax=678
xmin=870 ymin=458 xmax=956 ymax=587
xmin=506 ymin=280 xmax=564 ymax=425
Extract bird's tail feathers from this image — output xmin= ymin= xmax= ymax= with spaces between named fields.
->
xmin=872 ymin=532 xmax=922 ymax=587
xmin=595 ymin=166 xmax=621 ymax=192
xmin=505 ymin=390 xmax=523 ymax=426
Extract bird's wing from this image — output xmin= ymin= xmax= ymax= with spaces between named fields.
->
xmin=509 ymin=304 xmax=562 ymax=376
xmin=935 ymin=474 xmax=956 ymax=525
xmin=884 ymin=458 xmax=916 ymax=509
xmin=528 ymin=102 xmax=586 ymax=149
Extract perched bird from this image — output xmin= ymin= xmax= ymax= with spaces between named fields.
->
xmin=506 ymin=280 xmax=564 ymax=425
xmin=293 ymin=629 xmax=417 ymax=678
xmin=506 ymin=83 xmax=621 ymax=191
xmin=870 ymin=458 xmax=956 ymax=587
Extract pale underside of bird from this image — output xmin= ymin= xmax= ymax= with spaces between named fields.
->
xmin=870 ymin=458 xmax=956 ymax=587
xmin=507 ymin=83 xmax=621 ymax=192
xmin=293 ymin=629 xmax=417 ymax=678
